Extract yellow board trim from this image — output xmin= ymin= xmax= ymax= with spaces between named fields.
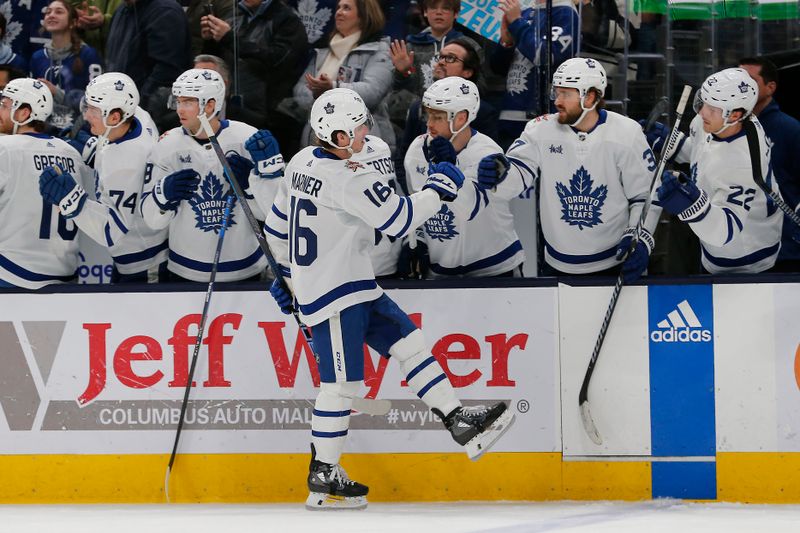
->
xmin=717 ymin=452 xmax=800 ymax=503
xmin=0 ymin=453 xmax=653 ymax=503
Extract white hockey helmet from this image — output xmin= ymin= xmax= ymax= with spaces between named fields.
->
xmin=83 ymin=72 xmax=140 ymax=125
xmin=695 ymin=67 xmax=758 ymax=122
xmin=2 ymin=78 xmax=52 ymax=131
xmin=310 ymin=88 xmax=373 ymax=149
xmin=170 ymin=68 xmax=226 ymax=118
xmin=551 ymin=57 xmax=607 ymax=100
xmin=422 ymin=76 xmax=480 ymax=138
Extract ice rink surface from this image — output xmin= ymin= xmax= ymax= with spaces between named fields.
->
xmin=2 ymin=500 xmax=800 ymax=533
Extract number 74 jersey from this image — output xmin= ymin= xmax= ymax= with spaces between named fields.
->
xmin=265 ymin=137 xmax=443 ymax=326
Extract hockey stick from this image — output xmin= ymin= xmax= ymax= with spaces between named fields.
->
xmin=742 ymin=119 xmax=800 ymax=228
xmin=165 ymin=194 xmax=234 ymax=502
xmin=578 ymin=85 xmax=693 ymax=445
xmin=197 ymin=116 xmax=391 ymax=417
xmin=642 ymin=97 xmax=669 ymax=133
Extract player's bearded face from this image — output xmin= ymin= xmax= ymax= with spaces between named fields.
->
xmin=553 ymin=89 xmax=583 ymax=125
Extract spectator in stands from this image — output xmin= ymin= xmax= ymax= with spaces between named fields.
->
xmin=201 ymin=0 xmax=307 ymax=157
xmin=286 ymin=0 xmax=337 ymax=49
xmin=387 ymin=0 xmax=463 ymax=132
xmin=740 ymin=56 xmax=800 ymax=272
xmin=30 ymin=0 xmax=103 ymax=131
xmin=105 ymin=0 xmax=191 ymax=131
xmin=0 ymin=12 xmax=28 ymax=72
xmin=293 ymin=0 xmax=396 ymax=152
xmin=492 ymin=0 xmax=579 ymax=150
xmin=395 ymin=37 xmax=498 ymax=191
xmin=186 ymin=0 xmax=233 ymax=58
xmin=73 ymin=0 xmax=122 ymax=58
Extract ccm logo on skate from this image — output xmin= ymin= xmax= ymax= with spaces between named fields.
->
xmin=650 ymin=300 xmax=712 ymax=343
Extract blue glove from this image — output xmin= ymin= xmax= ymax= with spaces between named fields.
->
xmin=423 ymin=162 xmax=465 ymax=202
xmin=153 ymin=168 xmax=201 ymax=210
xmin=615 ymin=227 xmax=655 ymax=283
xmin=269 ymin=278 xmax=293 ymax=315
xmin=39 ymin=165 xmax=87 ymax=218
xmin=245 ymin=129 xmax=285 ymax=179
xmin=226 ymin=153 xmax=254 ymax=190
xmin=656 ymin=170 xmax=709 ymax=221
xmin=477 ymin=153 xmax=510 ymax=190
xmin=639 ymin=120 xmax=686 ymax=162
xmin=396 ymin=238 xmax=430 ymax=279
xmin=423 ymin=135 xmax=457 ymax=164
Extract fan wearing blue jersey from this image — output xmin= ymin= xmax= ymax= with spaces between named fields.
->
xmin=265 ymin=88 xmax=515 ymax=511
xmin=0 ymin=78 xmax=125 ymax=288
xmin=653 ymin=68 xmax=782 ymax=273
xmin=403 ymin=76 xmax=526 ymax=278
xmin=479 ymin=58 xmax=661 ymax=281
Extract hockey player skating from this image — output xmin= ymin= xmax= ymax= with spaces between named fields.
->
xmin=264 ymin=88 xmax=515 ymax=510
xmin=403 ymin=76 xmax=526 ymax=277
xmin=79 ymin=72 xmax=167 ymax=282
xmin=478 ymin=58 xmax=660 ymax=281
xmin=651 ymin=68 xmax=782 ymax=273
xmin=140 ymin=68 xmax=284 ymax=282
xmin=0 ymin=78 xmax=125 ymax=288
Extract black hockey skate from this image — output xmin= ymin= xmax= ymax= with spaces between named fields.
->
xmin=434 ymin=402 xmax=516 ymax=460
xmin=305 ymin=445 xmax=368 ymax=511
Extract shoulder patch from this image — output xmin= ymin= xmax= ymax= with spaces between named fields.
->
xmin=345 ymin=160 xmax=364 ymax=172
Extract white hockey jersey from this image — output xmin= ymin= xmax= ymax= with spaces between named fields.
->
xmin=671 ymin=115 xmax=782 ymax=273
xmin=265 ymin=144 xmax=443 ymax=326
xmin=405 ymin=130 xmax=526 ymax=277
xmin=94 ymin=117 xmax=167 ymax=274
xmin=263 ymin=136 xmax=402 ymax=278
xmin=506 ymin=110 xmax=660 ymax=274
xmin=141 ymin=120 xmax=268 ymax=282
xmin=0 ymin=133 xmax=126 ymax=288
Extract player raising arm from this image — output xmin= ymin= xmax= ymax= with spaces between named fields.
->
xmin=265 ymin=88 xmax=515 ymax=511
xmin=0 ymin=78 xmax=126 ymax=288
xmin=655 ymin=68 xmax=782 ymax=273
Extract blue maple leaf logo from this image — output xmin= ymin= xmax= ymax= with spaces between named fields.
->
xmin=555 ymin=166 xmax=608 ymax=230
xmin=424 ymin=204 xmax=459 ymax=242
xmin=189 ymin=171 xmax=237 ymax=234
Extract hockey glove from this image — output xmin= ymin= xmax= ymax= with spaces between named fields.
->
xmin=153 ymin=168 xmax=201 ymax=210
xmin=477 ymin=153 xmax=510 ymax=190
xmin=423 ymin=162 xmax=465 ymax=202
xmin=656 ymin=170 xmax=709 ymax=222
xmin=423 ymin=135 xmax=457 ymax=164
xmin=39 ymin=165 xmax=87 ymax=218
xmin=639 ymin=120 xmax=686 ymax=162
xmin=226 ymin=153 xmax=254 ymax=191
xmin=615 ymin=227 xmax=655 ymax=283
xmin=397 ymin=237 xmax=430 ymax=279
xmin=245 ymin=129 xmax=285 ymax=179
xmin=269 ymin=279 xmax=294 ymax=315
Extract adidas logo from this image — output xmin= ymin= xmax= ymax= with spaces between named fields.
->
xmin=650 ymin=299 xmax=711 ymax=343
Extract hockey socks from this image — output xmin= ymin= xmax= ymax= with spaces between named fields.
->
xmin=310 ymin=382 xmax=357 ymax=465
xmin=390 ymin=330 xmax=461 ymax=416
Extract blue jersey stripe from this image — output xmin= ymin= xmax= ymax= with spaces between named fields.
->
xmin=701 ymin=242 xmax=779 ymax=268
xmin=377 ymin=197 xmax=405 ymax=232
xmin=299 ymin=279 xmax=379 ymax=316
xmin=392 ymin=197 xmax=414 ymax=238
xmin=0 ymin=253 xmax=75 ymax=283
xmin=168 ymin=247 xmax=264 ymax=273
xmin=544 ymin=239 xmax=618 ymax=264
xmin=271 ymin=204 xmax=288 ymax=221
xmin=264 ymin=222 xmax=288 ymax=240
xmin=430 ymin=240 xmax=523 ymax=275
xmin=113 ymin=241 xmax=168 ymax=265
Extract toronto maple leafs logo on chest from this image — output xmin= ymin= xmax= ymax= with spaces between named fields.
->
xmin=555 ymin=166 xmax=607 ymax=230
xmin=424 ymin=204 xmax=459 ymax=241
xmin=189 ymin=171 xmax=237 ymax=234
